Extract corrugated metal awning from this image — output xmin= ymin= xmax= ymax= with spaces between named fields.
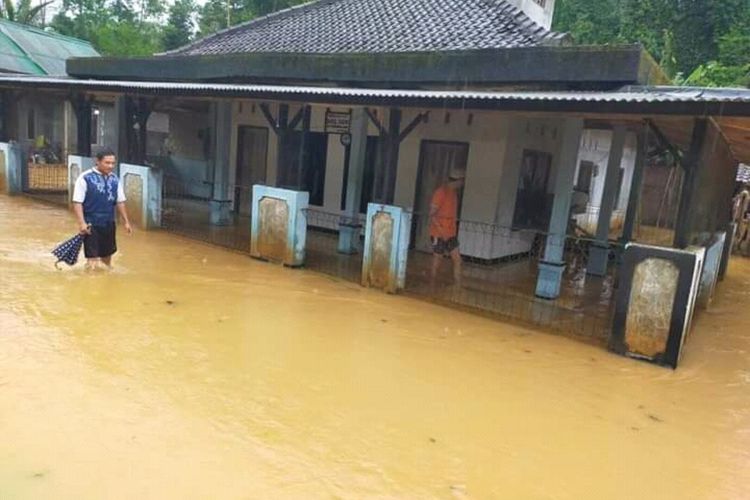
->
xmin=0 ymin=75 xmax=749 ymax=113
xmin=1 ymin=75 xmax=750 ymax=163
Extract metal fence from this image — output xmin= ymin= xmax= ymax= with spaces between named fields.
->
xmin=22 ymin=161 xmax=68 ymax=206
xmin=160 ymin=175 xmax=252 ymax=253
xmin=405 ymin=213 xmax=622 ymax=341
xmin=303 ymin=208 xmax=364 ymax=284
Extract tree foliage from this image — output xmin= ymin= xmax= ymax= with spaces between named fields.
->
xmin=163 ymin=0 xmax=196 ymax=51
xmin=5 ymin=0 xmax=746 ymax=88
xmin=554 ymin=0 xmax=750 ymax=87
xmin=198 ymin=0 xmax=304 ymax=37
xmin=1 ymin=0 xmax=54 ymax=25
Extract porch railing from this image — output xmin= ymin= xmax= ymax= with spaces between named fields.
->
xmin=160 ymin=175 xmax=253 ymax=254
xmin=302 ymin=208 xmax=364 ymax=284
xmin=22 ymin=158 xmax=69 ymax=206
xmin=405 ymin=213 xmax=622 ymax=341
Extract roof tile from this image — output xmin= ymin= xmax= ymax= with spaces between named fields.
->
xmin=164 ymin=0 xmax=566 ymax=56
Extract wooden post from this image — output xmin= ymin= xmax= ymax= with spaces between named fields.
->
xmin=382 ymin=108 xmax=402 ymax=203
xmin=0 ymin=90 xmax=9 ymax=142
xmin=114 ymin=96 xmax=130 ymax=167
xmin=295 ymin=105 xmax=311 ymax=190
xmin=133 ymin=98 xmax=153 ymax=165
xmin=71 ymin=94 xmax=93 ymax=157
xmin=620 ymin=126 xmax=648 ymax=244
xmin=674 ymin=119 xmax=708 ymax=249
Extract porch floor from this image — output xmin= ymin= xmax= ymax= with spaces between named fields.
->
xmin=158 ymin=199 xmax=617 ymax=339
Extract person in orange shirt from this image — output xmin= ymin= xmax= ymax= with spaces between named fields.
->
xmin=429 ymin=168 xmax=465 ymax=286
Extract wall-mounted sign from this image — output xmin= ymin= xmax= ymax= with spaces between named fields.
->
xmin=325 ymin=110 xmax=352 ymax=135
xmin=340 ymin=133 xmax=352 ymax=147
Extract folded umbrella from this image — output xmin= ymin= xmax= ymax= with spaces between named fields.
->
xmin=51 ymin=233 xmax=85 ymax=269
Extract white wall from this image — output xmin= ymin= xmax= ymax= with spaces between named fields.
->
xmin=506 ymin=0 xmax=556 ymax=30
xmin=574 ymin=129 xmax=637 ymax=236
xmin=394 ymin=109 xmax=509 ymax=221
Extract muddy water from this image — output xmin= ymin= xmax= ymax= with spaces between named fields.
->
xmin=1 ymin=195 xmax=749 ymax=500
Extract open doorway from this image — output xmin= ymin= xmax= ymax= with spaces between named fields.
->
xmin=412 ymin=140 xmax=469 ymax=252
xmin=277 ymin=131 xmax=328 ymax=206
xmin=511 ymin=149 xmax=553 ymax=230
xmin=235 ymin=126 xmax=268 ymax=216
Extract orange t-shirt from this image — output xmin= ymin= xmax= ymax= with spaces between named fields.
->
xmin=430 ymin=185 xmax=459 ymax=239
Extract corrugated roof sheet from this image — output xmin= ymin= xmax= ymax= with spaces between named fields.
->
xmin=0 ymin=19 xmax=98 ymax=75
xmin=0 ymin=76 xmax=748 ymax=106
xmin=163 ymin=0 xmax=567 ymax=56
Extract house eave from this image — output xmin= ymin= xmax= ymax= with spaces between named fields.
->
xmin=66 ymin=45 xmax=668 ymax=89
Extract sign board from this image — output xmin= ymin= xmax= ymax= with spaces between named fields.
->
xmin=325 ymin=110 xmax=351 ymax=134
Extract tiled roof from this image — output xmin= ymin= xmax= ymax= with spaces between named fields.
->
xmin=0 ymin=19 xmax=98 ymax=75
xmin=164 ymin=0 xmax=567 ymax=56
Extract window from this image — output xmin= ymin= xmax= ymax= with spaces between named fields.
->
xmin=512 ymin=149 xmax=553 ymax=230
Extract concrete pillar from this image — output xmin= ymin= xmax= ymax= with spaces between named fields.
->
xmin=588 ymin=125 xmax=626 ymax=277
xmin=361 ymin=203 xmax=412 ymax=293
xmin=210 ymin=101 xmax=233 ymax=226
xmin=338 ymin=107 xmax=368 ymax=254
xmin=120 ymin=163 xmax=164 ymax=229
xmin=610 ymin=243 xmax=706 ymax=369
xmin=535 ymin=117 xmax=584 ymax=299
xmin=620 ymin=128 xmax=647 ymax=244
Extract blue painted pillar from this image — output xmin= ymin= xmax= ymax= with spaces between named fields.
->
xmin=120 ymin=163 xmax=164 ymax=229
xmin=361 ymin=203 xmax=412 ymax=293
xmin=588 ymin=125 xmax=626 ymax=276
xmin=535 ymin=118 xmax=584 ymax=300
xmin=67 ymin=155 xmax=94 ymax=206
xmin=210 ymin=101 xmax=233 ymax=226
xmin=338 ymin=107 xmax=368 ymax=254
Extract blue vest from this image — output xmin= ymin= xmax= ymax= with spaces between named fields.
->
xmin=82 ymin=170 xmax=119 ymax=226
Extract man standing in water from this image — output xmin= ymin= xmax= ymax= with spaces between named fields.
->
xmin=72 ymin=150 xmax=132 ymax=269
xmin=429 ymin=168 xmax=465 ymax=287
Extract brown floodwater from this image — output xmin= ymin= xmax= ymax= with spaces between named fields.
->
xmin=1 ymin=194 xmax=749 ymax=499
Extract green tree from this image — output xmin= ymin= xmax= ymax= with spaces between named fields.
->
xmin=553 ymin=0 xmax=621 ymax=46
xmin=1 ymin=0 xmax=54 ymax=25
xmin=554 ymin=0 xmax=750 ymax=87
xmin=91 ymin=20 xmax=162 ymax=56
xmin=163 ymin=0 xmax=195 ymax=51
xmin=197 ymin=0 xmax=305 ymax=37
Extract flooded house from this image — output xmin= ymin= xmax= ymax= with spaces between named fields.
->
xmin=0 ymin=19 xmax=99 ymax=203
xmin=1 ymin=0 xmax=749 ymax=367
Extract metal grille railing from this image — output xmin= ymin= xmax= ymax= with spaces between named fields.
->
xmin=405 ymin=213 xmax=622 ymax=341
xmin=22 ymin=161 xmax=68 ymax=206
xmin=160 ymin=175 xmax=252 ymax=253
xmin=303 ymin=208 xmax=364 ymax=284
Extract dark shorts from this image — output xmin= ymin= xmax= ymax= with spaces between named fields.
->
xmin=431 ymin=236 xmax=459 ymax=255
xmin=84 ymin=222 xmax=117 ymax=259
